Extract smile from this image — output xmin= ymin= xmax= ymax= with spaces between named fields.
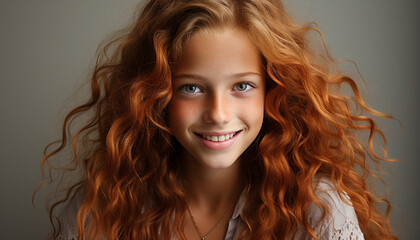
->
xmin=201 ymin=132 xmax=235 ymax=142
xmin=196 ymin=131 xmax=241 ymax=142
xmin=194 ymin=130 xmax=242 ymax=150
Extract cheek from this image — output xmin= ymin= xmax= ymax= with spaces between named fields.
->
xmin=168 ymin=99 xmax=200 ymax=129
xmin=239 ymin=94 xmax=265 ymax=128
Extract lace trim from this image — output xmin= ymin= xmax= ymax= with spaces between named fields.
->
xmin=332 ymin=218 xmax=365 ymax=240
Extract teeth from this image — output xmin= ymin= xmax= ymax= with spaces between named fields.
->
xmin=202 ymin=133 xmax=236 ymax=142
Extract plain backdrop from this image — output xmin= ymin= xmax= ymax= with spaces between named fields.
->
xmin=0 ymin=0 xmax=419 ymax=239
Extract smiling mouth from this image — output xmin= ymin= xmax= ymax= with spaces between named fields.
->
xmin=195 ymin=131 xmax=242 ymax=142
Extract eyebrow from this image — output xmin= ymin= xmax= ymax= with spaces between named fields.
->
xmin=172 ymin=72 xmax=261 ymax=81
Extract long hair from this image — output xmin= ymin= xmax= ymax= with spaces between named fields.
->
xmin=34 ymin=0 xmax=397 ymax=239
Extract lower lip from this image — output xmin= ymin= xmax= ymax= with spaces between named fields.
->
xmin=196 ymin=131 xmax=241 ymax=151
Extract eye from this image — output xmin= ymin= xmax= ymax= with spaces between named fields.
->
xmin=233 ymin=82 xmax=254 ymax=92
xmin=180 ymin=84 xmax=202 ymax=94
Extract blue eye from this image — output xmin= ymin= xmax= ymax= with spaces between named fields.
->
xmin=180 ymin=84 xmax=201 ymax=94
xmin=234 ymin=82 xmax=253 ymax=92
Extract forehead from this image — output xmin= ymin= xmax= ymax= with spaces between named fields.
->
xmin=174 ymin=27 xmax=263 ymax=78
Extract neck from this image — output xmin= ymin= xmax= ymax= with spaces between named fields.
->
xmin=182 ymin=153 xmax=244 ymax=211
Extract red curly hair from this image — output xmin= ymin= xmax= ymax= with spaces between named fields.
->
xmin=34 ymin=0 xmax=397 ymax=239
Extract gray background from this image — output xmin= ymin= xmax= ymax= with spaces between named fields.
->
xmin=0 ymin=0 xmax=418 ymax=239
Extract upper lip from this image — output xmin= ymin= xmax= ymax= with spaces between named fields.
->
xmin=195 ymin=130 xmax=241 ymax=136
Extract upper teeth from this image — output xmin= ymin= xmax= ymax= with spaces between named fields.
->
xmin=202 ymin=133 xmax=235 ymax=142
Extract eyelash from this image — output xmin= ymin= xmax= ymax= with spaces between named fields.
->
xmin=179 ymin=84 xmax=202 ymax=94
xmin=233 ymin=82 xmax=255 ymax=92
xmin=179 ymin=82 xmax=255 ymax=95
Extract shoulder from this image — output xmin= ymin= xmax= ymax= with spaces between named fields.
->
xmin=294 ymin=177 xmax=365 ymax=240
xmin=55 ymin=190 xmax=149 ymax=239
xmin=56 ymin=191 xmax=83 ymax=239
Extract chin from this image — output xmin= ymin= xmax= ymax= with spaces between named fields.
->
xmin=196 ymin=153 xmax=240 ymax=170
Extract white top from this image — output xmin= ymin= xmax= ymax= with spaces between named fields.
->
xmin=58 ymin=178 xmax=364 ymax=239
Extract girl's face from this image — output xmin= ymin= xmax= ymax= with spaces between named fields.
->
xmin=168 ymin=27 xmax=265 ymax=169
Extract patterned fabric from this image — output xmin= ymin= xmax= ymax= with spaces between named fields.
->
xmin=332 ymin=218 xmax=365 ymax=240
xmin=57 ymin=178 xmax=364 ymax=239
xmin=291 ymin=178 xmax=364 ymax=240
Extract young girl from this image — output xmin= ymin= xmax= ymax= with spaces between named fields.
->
xmin=37 ymin=0 xmax=397 ymax=239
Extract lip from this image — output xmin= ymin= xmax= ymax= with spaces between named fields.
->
xmin=195 ymin=131 xmax=238 ymax=136
xmin=194 ymin=130 xmax=242 ymax=151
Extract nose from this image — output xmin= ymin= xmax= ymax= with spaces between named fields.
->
xmin=202 ymin=93 xmax=231 ymax=124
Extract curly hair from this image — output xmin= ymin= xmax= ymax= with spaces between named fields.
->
xmin=34 ymin=0 xmax=397 ymax=239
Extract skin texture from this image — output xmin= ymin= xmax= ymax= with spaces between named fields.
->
xmin=168 ymin=26 xmax=265 ymax=239
xmin=169 ymin=27 xmax=265 ymax=170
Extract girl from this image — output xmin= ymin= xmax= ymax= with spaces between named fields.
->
xmin=36 ymin=0 xmax=397 ymax=239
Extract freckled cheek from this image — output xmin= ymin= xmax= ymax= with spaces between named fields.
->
xmin=168 ymin=100 xmax=202 ymax=129
xmin=246 ymin=103 xmax=264 ymax=121
xmin=238 ymin=95 xmax=265 ymax=127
